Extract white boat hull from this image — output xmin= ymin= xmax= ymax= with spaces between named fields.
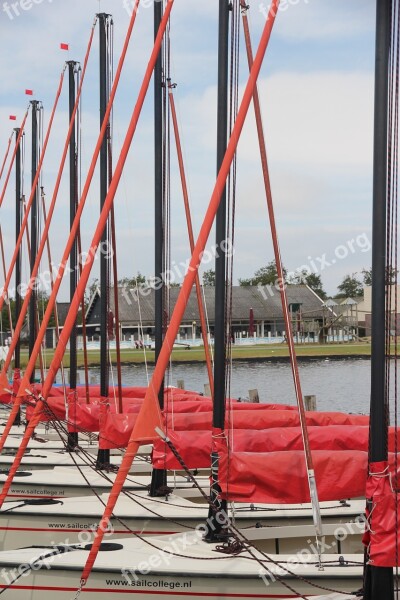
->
xmin=0 ymin=466 xmax=208 ymax=500
xmin=2 ymin=438 xmax=152 ymax=455
xmin=0 ymin=533 xmax=364 ymax=599
xmin=0 ymin=570 xmax=362 ymax=599
xmin=0 ymin=495 xmax=366 ymax=553
xmin=0 ymin=451 xmax=153 ymax=472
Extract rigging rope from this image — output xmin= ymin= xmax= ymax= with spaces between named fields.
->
xmin=36 ymin=105 xmax=46 ymax=383
xmin=161 ymin=5 xmax=172 ymax=397
xmin=240 ymin=0 xmax=323 ymax=546
xmin=110 ymin=203 xmax=123 ymax=412
xmin=77 ymin=0 xmax=279 ymax=586
xmin=13 ymin=392 xmax=344 ymax=599
xmin=0 ymin=0 xmax=172 ymax=511
xmin=22 ymin=200 xmax=45 ymax=383
xmin=0 ymin=226 xmax=14 ymax=341
xmin=72 ymin=63 xmax=90 ymax=403
xmin=168 ymin=82 xmax=215 ymax=394
xmin=0 ymin=70 xmax=65 ymax=324
xmin=135 ymin=275 xmax=150 ymax=384
xmin=0 ymin=109 xmax=30 ymax=209
xmin=151 ymin=429 xmax=352 ymax=599
xmin=225 ymin=0 xmax=241 ymax=496
xmin=40 ymin=190 xmax=67 ymax=401
xmin=100 ymin=14 xmax=113 ymax=408
xmin=0 ymin=132 xmax=13 ymax=182
xmin=383 ymin=0 xmax=400 ymax=583
xmin=105 ymin=19 xmax=124 ymax=412
xmin=0 ymin=23 xmax=98 ymax=450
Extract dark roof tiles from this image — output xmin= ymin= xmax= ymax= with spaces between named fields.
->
xmin=89 ymin=284 xmax=326 ymax=324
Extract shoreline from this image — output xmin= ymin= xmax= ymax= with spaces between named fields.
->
xmin=113 ymin=353 xmax=372 ymax=367
xmin=15 ymin=343 xmax=381 ymax=369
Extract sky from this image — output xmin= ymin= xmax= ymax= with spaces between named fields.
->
xmin=0 ymin=0 xmax=377 ymax=300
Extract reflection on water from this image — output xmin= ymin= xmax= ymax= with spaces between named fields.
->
xmin=86 ymin=357 xmax=377 ymax=416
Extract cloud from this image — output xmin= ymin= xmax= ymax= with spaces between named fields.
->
xmin=0 ymin=1 xmax=377 ymax=301
xmin=255 ymin=0 xmax=374 ymax=41
xmin=241 ymin=70 xmax=374 ymax=168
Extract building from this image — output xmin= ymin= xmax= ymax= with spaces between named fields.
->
xmin=319 ymin=297 xmax=360 ymax=342
xmin=44 ymin=302 xmax=84 ymax=349
xmin=84 ymin=284 xmax=328 ymax=344
xmin=357 ymin=285 xmax=400 ymax=336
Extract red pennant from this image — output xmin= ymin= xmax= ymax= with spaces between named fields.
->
xmin=25 ymin=89 xmax=33 ymax=96
xmin=9 ymin=115 xmax=16 ymax=121
xmin=60 ymin=43 xmax=69 ymax=51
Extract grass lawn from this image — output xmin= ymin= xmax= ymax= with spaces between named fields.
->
xmin=14 ymin=341 xmax=380 ymax=368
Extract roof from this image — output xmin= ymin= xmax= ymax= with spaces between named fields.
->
xmin=56 ymin=302 xmax=72 ymax=326
xmin=324 ymin=297 xmax=360 ymax=317
xmin=86 ymin=284 xmax=326 ymax=325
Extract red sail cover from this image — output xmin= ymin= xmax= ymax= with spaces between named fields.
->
xmin=99 ymin=412 xmax=137 ymax=449
xmin=67 ymin=398 xmax=144 ymax=433
xmin=64 ymin=399 xmax=297 ymax=437
xmin=68 ymin=400 xmax=103 ymax=433
xmin=165 ymin=410 xmax=369 ymax=431
xmin=217 ymin=448 xmax=368 ymax=503
xmin=0 ymin=384 xmax=70 ymax=406
xmin=152 ymin=426 xmax=400 ymax=470
xmin=25 ymin=396 xmax=140 ymax=424
xmin=364 ymin=460 xmax=400 ymax=567
xmin=25 ymin=389 xmax=215 ymax=426
xmin=25 ymin=396 xmax=142 ymax=426
xmin=100 ymin=409 xmax=369 ymax=451
xmin=26 ymin=396 xmax=67 ymax=422
xmin=12 ymin=385 xmax=208 ymax=403
xmin=0 ymin=391 xmax=14 ymax=405
xmin=36 ymin=385 xmax=148 ymax=399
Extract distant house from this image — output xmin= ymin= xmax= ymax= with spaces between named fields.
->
xmin=357 ymin=285 xmax=400 ymax=336
xmin=325 ymin=298 xmax=360 ymax=326
xmin=319 ymin=297 xmax=361 ymax=341
xmin=84 ymin=284 xmax=327 ymax=343
xmin=44 ymin=302 xmax=83 ymax=349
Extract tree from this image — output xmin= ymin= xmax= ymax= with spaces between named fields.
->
xmin=202 ymin=269 xmax=215 ymax=286
xmin=239 ymin=261 xmax=286 ymax=286
xmin=288 ymin=270 xmax=327 ymax=299
xmin=118 ymin=273 xmax=147 ymax=287
xmin=86 ymin=278 xmax=99 ymax=304
xmin=362 ymin=266 xmax=398 ymax=286
xmin=336 ymin=273 xmax=363 ymax=298
xmin=0 ymin=298 xmax=16 ymax=334
xmin=362 ymin=268 xmax=372 ymax=287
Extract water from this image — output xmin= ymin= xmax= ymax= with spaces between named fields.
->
xmin=86 ymin=357 xmax=376 ymax=416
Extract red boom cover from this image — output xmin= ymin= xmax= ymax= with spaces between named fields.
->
xmin=165 ymin=410 xmax=369 ymax=431
xmin=152 ymin=426 xmax=400 ymax=470
xmin=218 ymin=448 xmax=368 ymax=503
xmin=364 ymin=460 xmax=400 ymax=567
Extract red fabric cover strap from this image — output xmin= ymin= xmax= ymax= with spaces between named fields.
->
xmin=364 ymin=460 xmax=400 ymax=567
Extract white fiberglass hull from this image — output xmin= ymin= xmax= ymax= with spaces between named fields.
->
xmin=0 ymin=533 xmax=364 ymax=599
xmin=0 ymin=451 xmax=152 ymax=472
xmin=0 ymin=465 xmax=208 ymax=500
xmin=2 ymin=437 xmax=152 ymax=455
xmin=0 ymin=494 xmax=366 ymax=552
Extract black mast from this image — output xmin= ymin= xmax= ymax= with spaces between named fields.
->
xmin=29 ymin=100 xmax=40 ymax=383
xmin=67 ymin=61 xmax=79 ymax=451
xmin=205 ymin=0 xmax=230 ymax=541
xmin=364 ymin=0 xmax=394 ymax=597
xmin=149 ymin=0 xmax=167 ymax=497
xmin=97 ymin=12 xmax=111 ymax=469
xmin=13 ymin=128 xmax=22 ymax=426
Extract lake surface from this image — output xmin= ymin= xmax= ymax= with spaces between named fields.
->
xmin=85 ymin=357 xmax=382 ymax=416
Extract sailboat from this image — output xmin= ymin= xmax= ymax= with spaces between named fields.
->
xmin=0 ymin=1 xmax=384 ymax=599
